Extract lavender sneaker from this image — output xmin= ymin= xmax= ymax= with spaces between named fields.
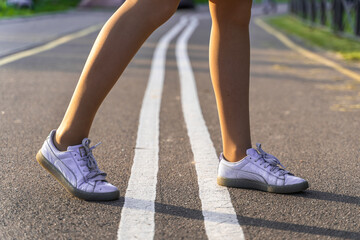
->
xmin=36 ymin=130 xmax=119 ymax=201
xmin=217 ymin=143 xmax=309 ymax=193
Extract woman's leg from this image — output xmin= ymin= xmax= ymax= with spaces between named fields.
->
xmin=209 ymin=0 xmax=253 ymax=162
xmin=55 ymin=0 xmax=180 ymax=150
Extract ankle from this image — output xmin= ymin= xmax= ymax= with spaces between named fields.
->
xmin=53 ymin=131 xmax=69 ymax=151
xmin=54 ymin=128 xmax=84 ymax=151
xmin=223 ymin=149 xmax=247 ymax=162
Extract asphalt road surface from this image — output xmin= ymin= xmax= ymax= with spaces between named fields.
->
xmin=0 ymin=6 xmax=359 ymax=240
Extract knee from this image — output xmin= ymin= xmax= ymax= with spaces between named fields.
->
xmin=210 ymin=0 xmax=252 ymax=29
xmin=134 ymin=0 xmax=180 ymax=27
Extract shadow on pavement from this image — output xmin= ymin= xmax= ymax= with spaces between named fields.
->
xmin=97 ymin=195 xmax=359 ymax=239
xmin=291 ymin=190 xmax=360 ymax=206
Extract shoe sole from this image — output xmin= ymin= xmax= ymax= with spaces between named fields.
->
xmin=36 ymin=151 xmax=120 ymax=201
xmin=217 ymin=177 xmax=309 ymax=194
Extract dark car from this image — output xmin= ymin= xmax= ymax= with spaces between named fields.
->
xmin=178 ymin=0 xmax=195 ymax=9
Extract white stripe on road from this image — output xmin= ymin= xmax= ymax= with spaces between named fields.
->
xmin=176 ymin=16 xmax=245 ymax=240
xmin=117 ymin=18 xmax=188 ymax=240
xmin=0 ymin=24 xmax=103 ymax=67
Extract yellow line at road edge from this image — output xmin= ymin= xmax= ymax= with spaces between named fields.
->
xmin=254 ymin=18 xmax=360 ymax=83
xmin=0 ymin=24 xmax=103 ymax=67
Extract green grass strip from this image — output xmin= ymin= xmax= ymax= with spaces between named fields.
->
xmin=0 ymin=0 xmax=81 ymax=18
xmin=195 ymin=0 xmax=288 ymax=4
xmin=266 ymin=15 xmax=360 ymax=61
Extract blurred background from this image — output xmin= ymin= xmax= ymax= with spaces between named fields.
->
xmin=0 ymin=0 xmax=359 ymax=89
xmin=1 ymin=0 xmax=360 ymax=92
xmin=1 ymin=0 xmax=359 ymax=37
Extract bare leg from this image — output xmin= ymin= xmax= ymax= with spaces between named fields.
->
xmin=55 ymin=0 xmax=180 ymax=150
xmin=209 ymin=0 xmax=252 ymax=162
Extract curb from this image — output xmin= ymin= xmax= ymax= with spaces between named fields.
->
xmin=255 ymin=17 xmax=360 ymax=83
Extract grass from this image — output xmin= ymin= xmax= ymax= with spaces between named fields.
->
xmin=266 ymin=15 xmax=360 ymax=61
xmin=0 ymin=0 xmax=81 ymax=18
xmin=194 ymin=0 xmax=289 ymax=4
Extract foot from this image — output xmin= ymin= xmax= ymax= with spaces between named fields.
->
xmin=36 ymin=130 xmax=120 ymax=201
xmin=217 ymin=143 xmax=309 ymax=193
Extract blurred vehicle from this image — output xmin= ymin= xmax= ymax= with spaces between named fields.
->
xmin=178 ymin=0 xmax=195 ymax=9
xmin=262 ymin=0 xmax=277 ymax=14
xmin=7 ymin=0 xmax=33 ymax=8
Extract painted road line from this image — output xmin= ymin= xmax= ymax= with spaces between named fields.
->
xmin=117 ymin=17 xmax=188 ymax=240
xmin=255 ymin=18 xmax=360 ymax=83
xmin=0 ymin=24 xmax=103 ymax=67
xmin=176 ymin=16 xmax=245 ymax=240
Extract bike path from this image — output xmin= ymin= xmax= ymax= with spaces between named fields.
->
xmin=0 ymin=7 xmax=359 ymax=240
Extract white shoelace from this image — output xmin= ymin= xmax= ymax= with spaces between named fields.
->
xmin=78 ymin=138 xmax=107 ymax=182
xmin=253 ymin=143 xmax=292 ymax=176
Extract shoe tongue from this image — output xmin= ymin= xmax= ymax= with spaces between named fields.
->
xmin=67 ymin=144 xmax=87 ymax=157
xmin=246 ymin=148 xmax=260 ymax=158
